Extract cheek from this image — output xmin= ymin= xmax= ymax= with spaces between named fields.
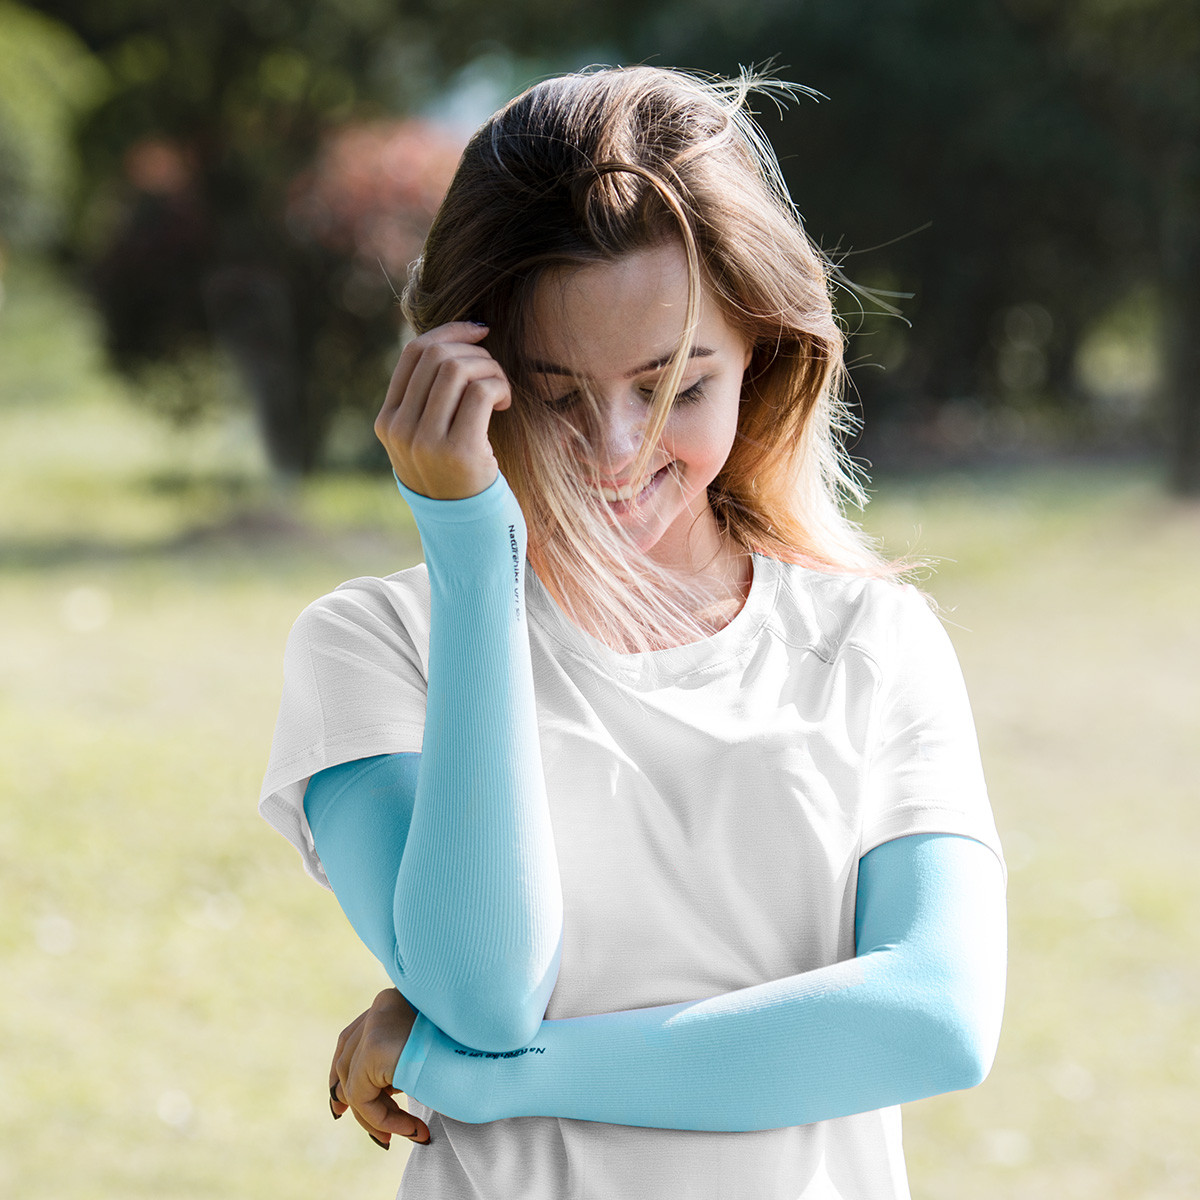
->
xmin=683 ymin=398 xmax=739 ymax=456
xmin=669 ymin=425 xmax=735 ymax=483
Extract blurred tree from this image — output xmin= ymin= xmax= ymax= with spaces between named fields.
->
xmin=631 ymin=0 xmax=1149 ymax=454
xmin=29 ymin=0 xmax=1194 ymax=486
xmin=0 ymin=1 xmax=104 ymax=251
xmin=27 ymin=0 xmax=465 ymax=473
xmin=628 ymin=0 xmax=1197 ymax=485
xmin=998 ymin=0 xmax=1199 ymax=492
xmin=25 ymin=0 xmax=645 ymax=475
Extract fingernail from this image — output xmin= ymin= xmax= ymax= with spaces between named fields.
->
xmin=468 ymin=320 xmax=488 ymax=327
xmin=370 ymin=1134 xmax=390 ymax=1151
xmin=329 ymin=1097 xmax=342 ymax=1120
xmin=407 ymin=1131 xmax=431 ymax=1145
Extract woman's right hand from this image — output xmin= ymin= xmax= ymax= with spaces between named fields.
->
xmin=330 ymin=988 xmax=432 ymax=1148
xmin=375 ymin=322 xmax=512 ymax=501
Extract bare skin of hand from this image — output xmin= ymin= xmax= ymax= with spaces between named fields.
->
xmin=375 ymin=322 xmax=512 ymax=501
xmin=329 ymin=988 xmax=432 ymax=1148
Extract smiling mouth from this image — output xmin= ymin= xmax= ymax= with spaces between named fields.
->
xmin=595 ymin=465 xmax=670 ymax=511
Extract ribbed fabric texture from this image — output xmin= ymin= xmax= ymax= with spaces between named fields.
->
xmin=393 ymin=833 xmax=1006 ymax=1130
xmin=304 ymin=473 xmax=563 ymax=1052
xmin=264 ymin=511 xmax=1008 ymax=1194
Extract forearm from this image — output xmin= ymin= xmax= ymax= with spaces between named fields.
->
xmin=306 ymin=474 xmax=563 ymax=1052
xmin=400 ymin=956 xmax=966 ymax=1131
xmin=396 ymin=474 xmax=562 ymax=1048
xmin=394 ymin=834 xmax=1006 ymax=1129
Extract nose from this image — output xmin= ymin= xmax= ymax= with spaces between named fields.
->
xmin=590 ymin=395 xmax=645 ymax=477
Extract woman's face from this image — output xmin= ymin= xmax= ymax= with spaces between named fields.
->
xmin=526 ymin=242 xmax=753 ymax=574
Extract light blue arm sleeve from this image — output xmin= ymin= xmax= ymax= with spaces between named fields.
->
xmin=393 ymin=832 xmax=1007 ymax=1130
xmin=303 ymin=473 xmax=563 ymax=1053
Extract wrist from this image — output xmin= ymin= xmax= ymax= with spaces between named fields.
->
xmin=396 ymin=470 xmax=528 ymax=601
xmin=395 ymin=469 xmax=520 ymax=528
xmin=392 ymin=465 xmax=499 ymax=505
xmin=394 ymin=1011 xmax=437 ymax=1096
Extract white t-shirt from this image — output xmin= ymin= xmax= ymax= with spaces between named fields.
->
xmin=260 ymin=553 xmax=1003 ymax=1200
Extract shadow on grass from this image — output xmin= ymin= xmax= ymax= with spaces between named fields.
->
xmin=1 ymin=463 xmax=421 ymax=574
xmin=0 ymin=507 xmax=415 ymax=574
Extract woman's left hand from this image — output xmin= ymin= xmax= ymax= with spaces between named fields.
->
xmin=329 ymin=988 xmax=432 ymax=1147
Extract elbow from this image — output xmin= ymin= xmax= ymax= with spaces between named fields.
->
xmin=927 ymin=995 xmax=1002 ymax=1094
xmin=435 ymin=986 xmax=546 ymax=1053
xmin=404 ymin=933 xmax=562 ymax=1054
xmin=942 ymin=1029 xmax=995 ymax=1092
xmin=910 ymin=935 xmax=1006 ymax=1096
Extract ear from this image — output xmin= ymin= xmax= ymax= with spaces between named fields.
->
xmin=738 ymin=341 xmax=754 ymax=402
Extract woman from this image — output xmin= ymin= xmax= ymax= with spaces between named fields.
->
xmin=260 ymin=65 xmax=1006 ymax=1199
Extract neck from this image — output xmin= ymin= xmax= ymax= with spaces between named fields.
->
xmin=532 ymin=530 xmax=754 ymax=653
xmin=648 ymin=509 xmax=753 ymax=623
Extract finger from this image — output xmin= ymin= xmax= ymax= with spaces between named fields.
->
xmin=420 ymin=321 xmax=491 ymax=344
xmin=345 ymin=1084 xmax=401 ymax=1143
xmin=445 ymin=376 xmax=512 ymax=457
xmin=410 ymin=356 xmax=509 ymax=457
xmin=378 ymin=346 xmax=498 ymax=485
xmin=377 ymin=1090 xmax=432 ymax=1144
xmin=348 ymin=1097 xmax=393 ymax=1146
xmin=379 ymin=324 xmax=491 ymax=421
xmin=347 ymin=1087 xmax=432 ymax=1146
xmin=331 ymin=1019 xmax=367 ymax=1117
xmin=330 ymin=1010 xmax=369 ymax=1092
xmin=401 ymin=345 xmax=500 ymax=443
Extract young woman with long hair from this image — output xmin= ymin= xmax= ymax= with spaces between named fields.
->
xmin=260 ymin=64 xmax=1006 ymax=1200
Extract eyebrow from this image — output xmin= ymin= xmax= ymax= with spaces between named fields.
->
xmin=527 ymin=346 xmax=717 ymax=379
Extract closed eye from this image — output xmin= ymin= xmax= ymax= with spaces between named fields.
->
xmin=546 ymin=390 xmax=581 ymax=412
xmin=655 ymin=379 xmax=707 ymax=405
xmin=548 ymin=379 xmax=709 ymax=411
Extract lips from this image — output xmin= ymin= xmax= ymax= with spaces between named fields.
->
xmin=597 ymin=472 xmax=654 ymax=503
xmin=594 ymin=464 xmax=670 ymax=512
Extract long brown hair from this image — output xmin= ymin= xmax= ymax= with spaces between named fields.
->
xmin=404 ymin=66 xmax=900 ymax=650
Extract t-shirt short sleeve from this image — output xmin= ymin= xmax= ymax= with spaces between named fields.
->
xmin=258 ymin=569 xmax=431 ymax=886
xmin=859 ymin=583 xmax=1004 ymax=878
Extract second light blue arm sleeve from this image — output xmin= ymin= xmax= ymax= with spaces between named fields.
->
xmin=303 ymin=473 xmax=563 ymax=1053
xmin=393 ymin=832 xmax=1007 ymax=1130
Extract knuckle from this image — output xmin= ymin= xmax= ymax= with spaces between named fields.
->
xmin=461 ymin=378 xmax=502 ymax=411
xmin=375 ymin=416 xmax=404 ymax=447
xmin=433 ymin=356 xmax=467 ymax=385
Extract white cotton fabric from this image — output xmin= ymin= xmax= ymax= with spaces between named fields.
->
xmin=259 ymin=553 xmax=1003 ymax=1200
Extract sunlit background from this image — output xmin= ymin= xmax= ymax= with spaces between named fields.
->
xmin=1 ymin=2 xmax=1197 ymax=1197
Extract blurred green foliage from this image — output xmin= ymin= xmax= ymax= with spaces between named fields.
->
xmin=636 ymin=0 xmax=1199 ymax=487
xmin=0 ymin=1 xmax=105 ymax=247
xmin=4 ymin=0 xmax=1198 ymax=488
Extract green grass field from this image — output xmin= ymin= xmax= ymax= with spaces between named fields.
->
xmin=2 ymin=257 xmax=1198 ymax=1198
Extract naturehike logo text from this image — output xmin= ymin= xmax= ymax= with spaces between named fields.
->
xmin=508 ymin=523 xmax=521 ymax=617
xmin=452 ymin=1045 xmax=546 ymax=1059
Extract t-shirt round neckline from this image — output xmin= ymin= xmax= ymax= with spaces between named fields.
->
xmin=525 ymin=553 xmax=780 ymax=684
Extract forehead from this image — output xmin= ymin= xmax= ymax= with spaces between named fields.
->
xmin=526 ymin=243 xmax=732 ymax=378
